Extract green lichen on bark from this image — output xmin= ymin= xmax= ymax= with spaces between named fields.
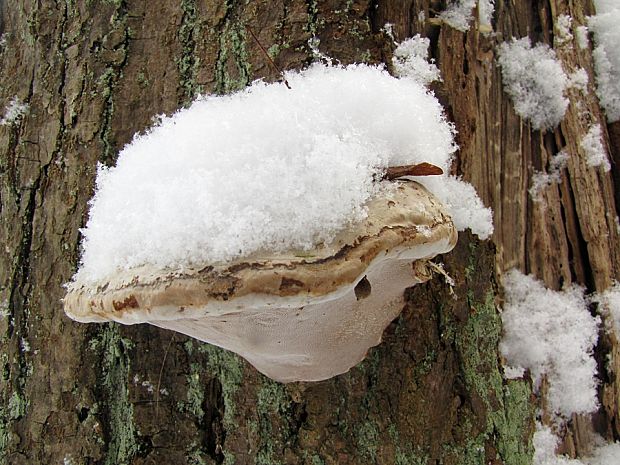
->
xmin=0 ymin=407 xmax=10 ymax=465
xmin=95 ymin=0 xmax=130 ymax=165
xmin=214 ymin=19 xmax=251 ymax=95
xmin=177 ymin=0 xmax=202 ymax=101
xmin=91 ymin=323 xmax=139 ymax=465
xmin=194 ymin=342 xmax=243 ymax=428
xmin=449 ymin=268 xmax=534 ymax=465
xmin=184 ymin=341 xmax=243 ymax=465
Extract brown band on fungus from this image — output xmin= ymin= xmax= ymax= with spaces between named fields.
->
xmin=112 ymin=295 xmax=139 ymax=311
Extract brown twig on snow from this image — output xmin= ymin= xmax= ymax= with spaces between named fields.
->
xmin=383 ymin=163 xmax=444 ymax=180
xmin=246 ymin=25 xmax=291 ymax=89
xmin=155 ymin=333 xmax=175 ymax=418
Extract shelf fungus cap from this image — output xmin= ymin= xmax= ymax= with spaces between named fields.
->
xmin=65 ymin=181 xmax=457 ymax=382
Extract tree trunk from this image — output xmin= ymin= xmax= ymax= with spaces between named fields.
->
xmin=0 ymin=1 xmax=617 ymax=464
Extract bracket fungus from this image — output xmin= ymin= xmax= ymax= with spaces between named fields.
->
xmin=63 ymin=63 xmax=481 ymax=382
xmin=65 ymin=181 xmax=456 ymax=382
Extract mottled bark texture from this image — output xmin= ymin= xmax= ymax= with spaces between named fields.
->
xmin=0 ymin=1 xmax=617 ymax=464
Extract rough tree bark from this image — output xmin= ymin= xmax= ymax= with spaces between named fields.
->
xmin=0 ymin=1 xmax=618 ymax=464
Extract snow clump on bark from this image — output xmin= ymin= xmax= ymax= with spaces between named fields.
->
xmin=588 ymin=0 xmax=620 ymax=122
xmin=500 ymin=270 xmax=600 ymax=417
xmin=497 ymin=37 xmax=569 ymax=130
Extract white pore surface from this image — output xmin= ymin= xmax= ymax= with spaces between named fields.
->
xmin=497 ymin=37 xmax=569 ymax=130
xmin=500 ymin=270 xmax=600 ymax=417
xmin=150 ymin=243 xmax=445 ymax=382
xmin=74 ymin=63 xmax=477 ymax=285
xmin=589 ymin=0 xmax=620 ymax=121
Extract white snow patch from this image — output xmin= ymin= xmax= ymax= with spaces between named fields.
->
xmin=503 ymin=365 xmax=525 ymax=379
xmin=585 ymin=441 xmax=620 ymax=465
xmin=534 ymin=429 xmax=620 ymax=465
xmin=497 ymin=38 xmax=569 ymax=130
xmin=500 ymin=270 xmax=600 ymax=417
xmin=439 ymin=0 xmax=475 ymax=32
xmin=529 ymin=151 xmax=569 ymax=202
xmin=576 ymin=26 xmax=589 ymax=49
xmin=478 ymin=0 xmax=495 ymax=29
xmin=382 ymin=23 xmax=395 ymax=41
xmin=568 ymin=68 xmax=589 ymax=93
xmin=439 ymin=0 xmax=495 ymax=32
xmin=419 ymin=176 xmax=494 ymax=240
xmin=555 ymin=15 xmax=573 ymax=45
xmin=592 ymin=282 xmax=620 ymax=335
xmin=74 ymin=63 xmax=491 ymax=285
xmin=588 ymin=1 xmax=620 ymax=121
xmin=534 ymin=423 xmax=583 ymax=465
xmin=141 ymin=380 xmax=155 ymax=393
xmin=0 ymin=300 xmax=9 ymax=319
xmin=392 ymin=35 xmax=441 ymax=85
xmin=580 ymin=124 xmax=611 ymax=171
xmin=0 ymin=97 xmax=28 ymax=126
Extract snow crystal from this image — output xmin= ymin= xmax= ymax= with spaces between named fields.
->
xmin=497 ymin=38 xmax=569 ymax=130
xmin=439 ymin=0 xmax=476 ymax=32
xmin=0 ymin=300 xmax=9 ymax=319
xmin=588 ymin=1 xmax=620 ymax=121
xmin=576 ymin=26 xmax=589 ymax=50
xmin=585 ymin=441 xmax=620 ymax=465
xmin=20 ymin=337 xmax=30 ymax=353
xmin=419 ymin=175 xmax=494 ymax=240
xmin=478 ymin=0 xmax=495 ymax=29
xmin=382 ymin=23 xmax=395 ymax=41
xmin=529 ymin=151 xmax=569 ymax=202
xmin=439 ymin=0 xmax=495 ymax=32
xmin=567 ymin=68 xmax=589 ymax=93
xmin=500 ymin=270 xmax=600 ymax=417
xmin=74 ymin=63 xmax=485 ymax=284
xmin=0 ymin=97 xmax=28 ymax=126
xmin=535 ymin=428 xmax=620 ymax=465
xmin=534 ymin=423 xmax=583 ymax=465
xmin=592 ymin=282 xmax=620 ymax=334
xmin=580 ymin=124 xmax=610 ymax=171
xmin=503 ymin=365 xmax=525 ymax=379
xmin=392 ymin=35 xmax=441 ymax=85
xmin=555 ymin=15 xmax=573 ymax=45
